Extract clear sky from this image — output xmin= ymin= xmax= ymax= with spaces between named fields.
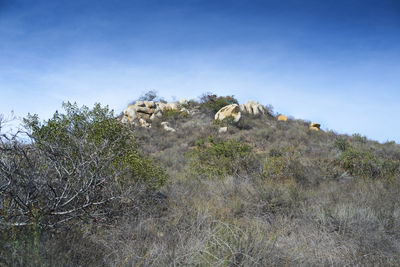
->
xmin=1 ymin=0 xmax=399 ymax=142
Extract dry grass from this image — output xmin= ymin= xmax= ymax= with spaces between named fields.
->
xmin=94 ymin=173 xmax=400 ymax=266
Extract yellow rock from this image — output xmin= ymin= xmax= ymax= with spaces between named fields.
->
xmin=310 ymin=123 xmax=321 ymax=131
xmin=277 ymin=115 xmax=287 ymax=121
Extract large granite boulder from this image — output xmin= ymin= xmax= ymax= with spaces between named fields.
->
xmin=215 ymin=104 xmax=241 ymax=123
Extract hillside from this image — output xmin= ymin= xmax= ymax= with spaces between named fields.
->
xmin=1 ymin=93 xmax=400 ymax=266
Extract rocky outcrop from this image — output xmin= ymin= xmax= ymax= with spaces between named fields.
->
xmin=121 ymin=101 xmax=163 ymax=127
xmin=215 ymin=104 xmax=241 ymax=123
xmin=240 ymin=100 xmax=265 ymax=115
xmin=121 ymin=98 xmax=323 ymax=136
xmin=122 ymin=100 xmax=183 ymax=127
xmin=310 ymin=123 xmax=321 ymax=131
xmin=278 ymin=115 xmax=288 ymax=121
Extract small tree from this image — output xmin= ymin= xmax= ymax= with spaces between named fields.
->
xmin=199 ymin=93 xmax=239 ymax=115
xmin=0 ymin=102 xmax=168 ymax=230
xmin=128 ymin=90 xmax=166 ymax=105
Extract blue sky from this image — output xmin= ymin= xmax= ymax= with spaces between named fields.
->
xmin=1 ymin=0 xmax=399 ymax=142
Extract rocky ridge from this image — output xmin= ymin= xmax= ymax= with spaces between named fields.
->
xmin=121 ymin=98 xmax=321 ymax=132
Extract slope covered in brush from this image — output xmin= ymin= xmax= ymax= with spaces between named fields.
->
xmin=1 ymin=93 xmax=399 ymax=266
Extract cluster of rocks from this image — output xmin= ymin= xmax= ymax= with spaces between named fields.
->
xmin=214 ymin=100 xmax=266 ymax=124
xmin=121 ymin=98 xmax=322 ymax=133
xmin=121 ymin=101 xmax=161 ymax=126
xmin=121 ymin=99 xmax=191 ymax=129
xmin=213 ymin=100 xmax=322 ymax=133
xmin=239 ymin=100 xmax=265 ymax=115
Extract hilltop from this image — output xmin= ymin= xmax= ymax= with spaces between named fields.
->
xmin=1 ymin=92 xmax=400 ymax=266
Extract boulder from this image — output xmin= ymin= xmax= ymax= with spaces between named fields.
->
xmin=150 ymin=106 xmax=163 ymax=120
xmin=139 ymin=118 xmax=151 ymax=128
xmin=121 ymin=105 xmax=138 ymax=123
xmin=278 ymin=115 xmax=288 ymax=122
xmin=135 ymin=106 xmax=156 ymax=114
xmin=156 ymin=102 xmax=168 ymax=112
xmin=135 ymin=100 xmax=145 ymax=107
xmin=161 ymin=122 xmax=176 ymax=132
xmin=310 ymin=123 xmax=321 ymax=131
xmin=218 ymin=127 xmax=228 ymax=134
xmin=215 ymin=104 xmax=241 ymax=123
xmin=144 ymin=101 xmax=155 ymax=108
xmin=167 ymin=102 xmax=179 ymax=110
xmin=156 ymin=101 xmax=182 ymax=111
xmin=179 ymin=99 xmax=188 ymax=105
xmin=180 ymin=108 xmax=190 ymax=114
xmin=134 ymin=100 xmax=156 ymax=108
xmin=138 ymin=113 xmax=151 ymax=120
xmin=243 ymin=100 xmax=265 ymax=115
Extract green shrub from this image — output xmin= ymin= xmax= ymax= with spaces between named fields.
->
xmin=262 ymin=146 xmax=306 ymax=182
xmin=0 ymin=224 xmax=44 ymax=266
xmin=212 ymin=116 xmax=237 ymax=127
xmin=189 ymin=136 xmax=257 ymax=178
xmin=26 ymin=102 xmax=168 ymax=188
xmin=213 ymin=114 xmax=253 ymax=130
xmin=180 ymin=99 xmax=200 ymax=110
xmin=336 ymin=149 xmax=399 ymax=178
xmin=199 ymin=93 xmax=238 ymax=114
xmin=162 ymin=109 xmax=190 ymax=120
xmin=337 ymin=150 xmax=379 ymax=178
xmin=1 ymin=102 xmax=168 ymax=231
xmin=352 ymin=133 xmax=367 ymax=144
xmin=333 ymin=137 xmax=350 ymax=152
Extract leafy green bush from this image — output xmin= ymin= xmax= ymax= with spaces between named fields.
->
xmin=189 ymin=136 xmax=257 ymax=178
xmin=199 ymin=93 xmax=238 ymax=114
xmin=262 ymin=146 xmax=306 ymax=181
xmin=336 ymin=149 xmax=399 ymax=178
xmin=0 ymin=102 xmax=168 ymax=231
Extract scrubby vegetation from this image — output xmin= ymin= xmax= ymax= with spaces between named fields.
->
xmin=189 ymin=136 xmax=258 ymax=178
xmin=1 ymin=93 xmax=400 ymax=266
